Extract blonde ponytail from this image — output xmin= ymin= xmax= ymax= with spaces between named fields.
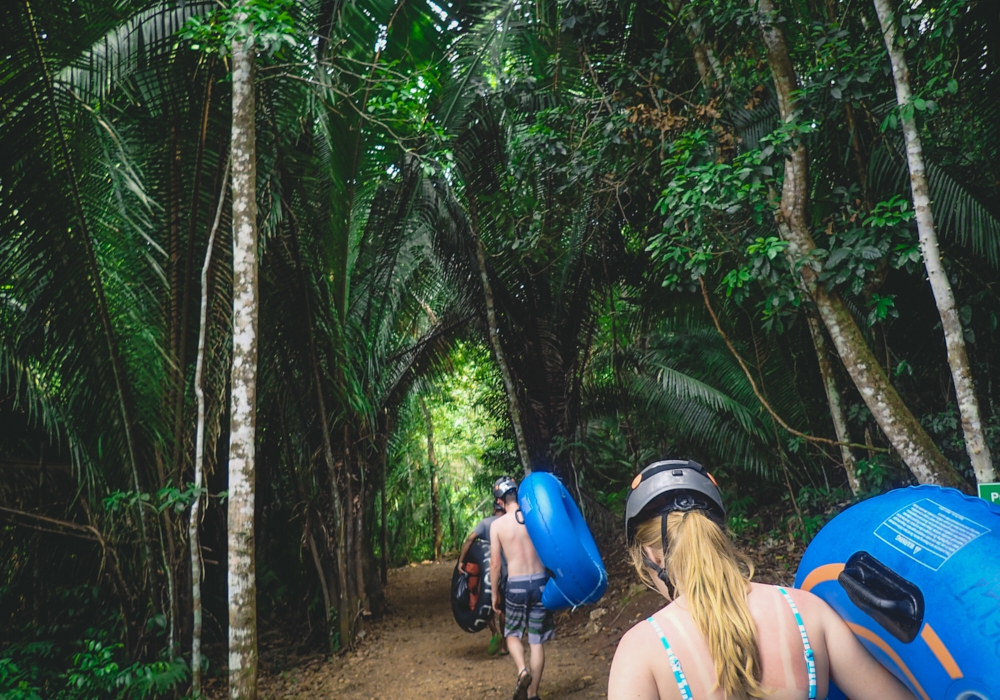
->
xmin=628 ymin=510 xmax=764 ymax=699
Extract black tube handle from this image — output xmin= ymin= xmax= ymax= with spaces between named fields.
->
xmin=837 ymin=551 xmax=924 ymax=644
xmin=839 ymin=567 xmax=916 ymax=616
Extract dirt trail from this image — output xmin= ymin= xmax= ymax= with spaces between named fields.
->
xmin=246 ymin=537 xmax=802 ymax=699
xmin=254 ymin=560 xmax=665 ymax=700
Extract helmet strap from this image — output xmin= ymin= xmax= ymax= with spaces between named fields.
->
xmin=642 ymin=556 xmax=669 ymax=586
xmin=641 ymin=512 xmax=675 ymax=597
xmin=642 ymin=555 xmax=675 ymax=600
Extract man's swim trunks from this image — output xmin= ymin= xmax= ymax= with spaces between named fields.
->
xmin=504 ymin=573 xmax=554 ymax=644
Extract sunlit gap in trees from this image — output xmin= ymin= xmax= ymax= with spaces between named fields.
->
xmin=384 ymin=340 xmax=514 ymax=565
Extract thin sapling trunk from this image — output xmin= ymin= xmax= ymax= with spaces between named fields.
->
xmin=190 ymin=156 xmax=228 ymax=698
xmin=806 ymin=315 xmax=861 ymax=493
xmin=420 ymin=396 xmax=442 ymax=561
xmin=468 ymin=208 xmax=533 ymax=474
xmin=873 ymin=0 xmax=995 ymax=485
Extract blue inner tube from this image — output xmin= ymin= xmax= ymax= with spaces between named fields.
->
xmin=450 ymin=538 xmax=494 ymax=633
xmin=794 ymin=485 xmax=1000 ymax=700
xmin=517 ymin=472 xmax=607 ymax=611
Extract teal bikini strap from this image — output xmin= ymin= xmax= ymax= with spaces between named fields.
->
xmin=778 ymin=587 xmax=817 ymax=700
xmin=647 ymin=617 xmax=693 ymax=700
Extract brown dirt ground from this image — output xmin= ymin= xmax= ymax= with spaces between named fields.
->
xmin=230 ymin=535 xmax=804 ymax=700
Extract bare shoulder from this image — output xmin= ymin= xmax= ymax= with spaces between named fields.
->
xmin=618 ymin=615 xmax=657 ymax=649
xmin=609 ymin=619 xmax=666 ymax=700
xmin=615 ymin=606 xmax=685 ymax=657
xmin=492 ymin=511 xmax=513 ymax=537
xmin=783 ymin=585 xmax=835 ymax=619
xmin=753 ymin=582 xmax=825 ymax=609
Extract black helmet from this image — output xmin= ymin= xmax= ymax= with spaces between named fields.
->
xmin=624 ymin=459 xmax=725 ymax=545
xmin=493 ymin=475 xmax=517 ymax=501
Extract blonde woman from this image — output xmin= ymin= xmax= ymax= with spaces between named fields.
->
xmin=608 ymin=460 xmax=915 ymax=700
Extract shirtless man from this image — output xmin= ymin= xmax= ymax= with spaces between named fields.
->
xmin=490 ymin=476 xmax=553 ymax=700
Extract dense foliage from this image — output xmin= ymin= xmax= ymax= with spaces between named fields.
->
xmin=2 ymin=0 xmax=998 ymax=696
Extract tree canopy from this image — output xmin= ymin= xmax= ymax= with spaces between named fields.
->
xmin=2 ymin=0 xmax=998 ymax=697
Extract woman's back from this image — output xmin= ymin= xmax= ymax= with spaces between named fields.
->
xmin=610 ymin=582 xmax=913 ymax=700
xmin=613 ymin=462 xmax=915 ymax=700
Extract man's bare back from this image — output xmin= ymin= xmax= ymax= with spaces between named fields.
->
xmin=489 ymin=488 xmax=553 ymax=700
xmin=489 ymin=507 xmax=545 ymax=578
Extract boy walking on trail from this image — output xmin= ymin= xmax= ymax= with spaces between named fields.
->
xmin=457 ymin=481 xmax=509 ymax=655
xmin=490 ymin=476 xmax=553 ymax=700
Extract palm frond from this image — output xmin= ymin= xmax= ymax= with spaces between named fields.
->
xmin=55 ymin=1 xmax=217 ymax=105
xmin=870 ymin=133 xmax=1000 ymax=269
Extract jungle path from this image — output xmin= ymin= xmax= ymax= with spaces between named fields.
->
xmin=254 ymin=559 xmax=662 ymax=700
xmin=248 ymin=539 xmax=802 ymax=699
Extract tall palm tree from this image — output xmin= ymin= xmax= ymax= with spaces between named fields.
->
xmin=247 ymin=0 xmax=482 ymax=649
xmin=1 ymin=0 xmax=224 ymax=656
xmin=414 ymin=0 xmax=638 ymax=483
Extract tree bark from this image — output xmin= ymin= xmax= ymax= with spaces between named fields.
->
xmin=191 ymin=156 xmax=228 ymax=698
xmin=227 ymin=15 xmax=259 ymax=699
xmin=305 ymin=522 xmax=332 ymax=626
xmin=354 ymin=470 xmax=368 ymax=612
xmin=169 ymin=122 xmax=183 ymax=483
xmin=872 ymin=0 xmax=995 ymax=485
xmin=751 ymin=0 xmax=968 ymax=490
xmin=343 ymin=429 xmax=357 ymax=644
xmin=380 ymin=448 xmax=389 ymax=585
xmin=468 ymin=207 xmax=533 ymax=474
xmin=806 ymin=314 xmax=861 ymax=493
xmin=668 ymin=0 xmax=722 ymax=89
xmin=152 ymin=448 xmax=179 ymax=656
xmin=420 ymin=396 xmax=442 ymax=561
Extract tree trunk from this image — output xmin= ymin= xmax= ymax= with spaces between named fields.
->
xmin=751 ymin=0 xmax=968 ymax=490
xmin=306 ymin=523 xmax=332 ymax=624
xmin=468 ymin=208 xmax=533 ymax=474
xmin=380 ymin=450 xmax=389 ymax=585
xmin=227 ymin=16 xmax=259 ymax=699
xmin=351 ymin=449 xmax=369 ymax=614
xmin=806 ymin=314 xmax=861 ymax=493
xmin=354 ymin=472 xmax=368 ymax=612
xmin=191 ymin=156 xmax=228 ymax=698
xmin=168 ymin=121 xmax=183 ymax=486
xmin=873 ymin=0 xmax=995 ymax=486
xmin=343 ymin=430 xmax=357 ymax=646
xmin=420 ymin=397 xmax=442 ymax=561
xmin=153 ymin=447 xmax=180 ymax=657
xmin=668 ymin=0 xmax=722 ymax=88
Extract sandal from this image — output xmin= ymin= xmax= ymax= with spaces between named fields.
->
xmin=513 ymin=668 xmax=532 ymax=700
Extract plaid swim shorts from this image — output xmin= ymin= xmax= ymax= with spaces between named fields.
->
xmin=503 ymin=573 xmax=555 ymax=644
